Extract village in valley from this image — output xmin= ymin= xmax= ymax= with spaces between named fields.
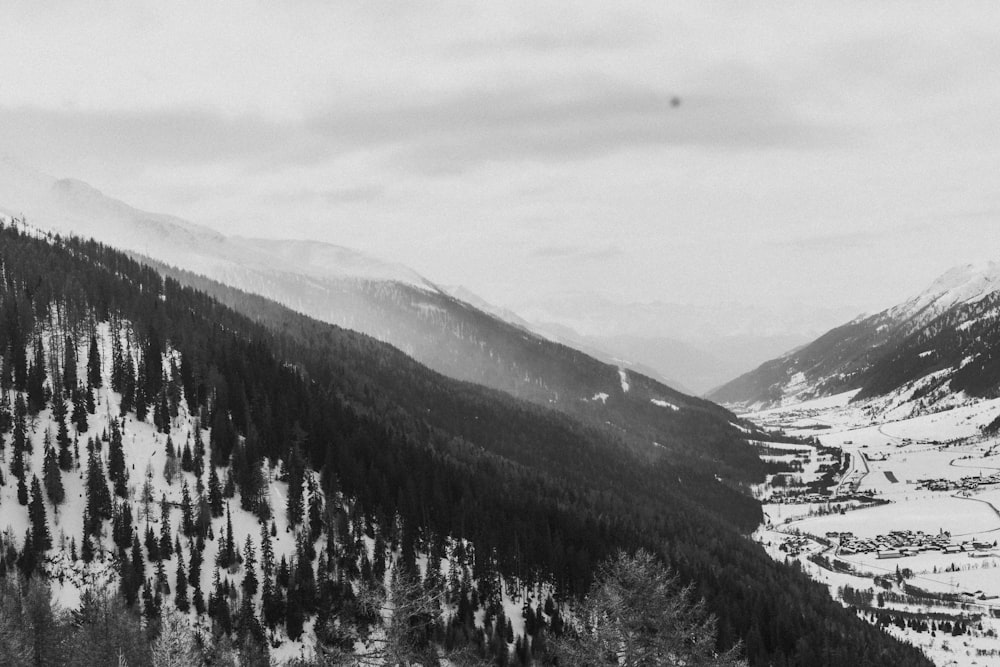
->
xmin=746 ymin=389 xmax=1000 ymax=666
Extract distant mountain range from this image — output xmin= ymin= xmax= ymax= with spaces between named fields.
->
xmin=506 ymin=291 xmax=856 ymax=395
xmin=0 ymin=157 xmax=771 ymax=481
xmin=710 ymin=261 xmax=1000 ymax=412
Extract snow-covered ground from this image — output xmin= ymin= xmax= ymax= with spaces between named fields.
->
xmin=745 ymin=392 xmax=1000 ymax=666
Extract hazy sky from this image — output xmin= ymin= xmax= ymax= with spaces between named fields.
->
xmin=3 ymin=1 xmax=1000 ymax=324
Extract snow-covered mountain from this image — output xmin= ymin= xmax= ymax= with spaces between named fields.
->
xmin=710 ymin=261 xmax=1000 ymax=413
xmin=0 ymin=159 xmax=757 ymax=460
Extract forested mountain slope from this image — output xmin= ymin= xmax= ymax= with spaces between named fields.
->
xmin=0 ymin=163 xmax=758 ymax=461
xmin=0 ymin=221 xmax=931 ymax=665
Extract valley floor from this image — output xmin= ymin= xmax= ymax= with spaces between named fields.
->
xmin=744 ymin=391 xmax=1000 ymax=667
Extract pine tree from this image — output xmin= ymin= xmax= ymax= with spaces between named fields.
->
xmin=126 ymin=533 xmax=144 ymax=607
xmin=216 ymin=504 xmax=236 ymax=569
xmin=260 ymin=523 xmax=281 ymax=629
xmin=62 ymin=335 xmax=77 ymax=396
xmin=87 ymin=332 xmax=102 ymax=389
xmin=13 ymin=451 xmax=27 ymax=505
xmin=85 ymin=449 xmax=112 ymax=536
xmin=180 ymin=440 xmax=193 ymax=473
xmin=54 ymin=397 xmax=72 ymax=471
xmin=242 ymin=535 xmax=258 ymax=598
xmin=285 ymin=445 xmax=305 ymax=526
xmin=42 ymin=443 xmax=65 ymax=505
xmin=28 ymin=476 xmax=51 ymax=552
xmin=145 ymin=523 xmax=160 ymax=562
xmin=159 ymin=495 xmax=173 ymax=560
xmin=71 ymin=386 xmax=88 ymax=432
xmin=192 ymin=422 xmax=205 ymax=479
xmin=180 ymin=481 xmax=194 ymax=537
xmin=163 ymin=435 xmax=178 ymax=485
xmin=108 ymin=420 xmax=128 ymax=498
xmin=307 ymin=474 xmax=323 ymax=541
xmin=208 ymin=466 xmax=223 ymax=517
xmin=26 ymin=338 xmax=47 ymax=414
xmin=81 ymin=528 xmax=95 ymax=563
xmin=175 ymin=547 xmax=189 ymax=612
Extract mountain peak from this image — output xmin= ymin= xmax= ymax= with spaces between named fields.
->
xmin=891 ymin=260 xmax=1000 ymax=323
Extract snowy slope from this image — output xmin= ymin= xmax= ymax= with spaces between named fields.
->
xmin=711 ymin=261 xmax=1000 ymax=413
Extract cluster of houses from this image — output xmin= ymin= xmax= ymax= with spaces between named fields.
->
xmin=833 ymin=529 xmax=995 ymax=559
xmin=917 ymin=472 xmax=1000 ymax=493
xmin=777 ymin=534 xmax=814 ymax=557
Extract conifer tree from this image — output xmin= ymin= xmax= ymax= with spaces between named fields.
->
xmin=26 ymin=338 xmax=46 ymax=414
xmin=285 ymin=445 xmax=305 ymax=526
xmin=71 ymin=386 xmax=88 ymax=432
xmin=11 ymin=440 xmax=26 ymax=486
xmin=260 ymin=523 xmax=281 ymax=629
xmin=145 ymin=523 xmax=160 ymax=562
xmin=175 ymin=547 xmax=189 ymax=612
xmin=12 ymin=393 xmax=28 ymax=456
xmin=54 ymin=397 xmax=72 ymax=471
xmin=135 ymin=362 xmax=148 ymax=421
xmin=159 ymin=495 xmax=173 ymax=560
xmin=29 ymin=475 xmax=51 ymax=553
xmin=208 ymin=465 xmax=223 ymax=517
xmin=42 ymin=443 xmax=65 ymax=505
xmin=17 ymin=473 xmax=28 ymax=506
xmin=108 ymin=420 xmax=128 ymax=498
xmin=307 ymin=474 xmax=324 ymax=541
xmin=181 ymin=440 xmax=193 ymax=473
xmin=163 ymin=435 xmax=178 ymax=485
xmin=242 ymin=535 xmax=258 ymax=598
xmin=62 ymin=335 xmax=77 ymax=396
xmin=181 ymin=481 xmax=194 ymax=536
xmin=87 ymin=332 xmax=102 ymax=389
xmin=192 ymin=422 xmax=205 ymax=478
xmin=84 ymin=449 xmax=112 ymax=536
xmin=128 ymin=533 xmax=145 ymax=606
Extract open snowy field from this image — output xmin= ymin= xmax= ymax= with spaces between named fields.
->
xmin=746 ymin=393 xmax=1000 ymax=666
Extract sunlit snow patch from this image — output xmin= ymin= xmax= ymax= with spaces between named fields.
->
xmin=618 ymin=368 xmax=630 ymax=393
xmin=651 ymin=399 xmax=679 ymax=411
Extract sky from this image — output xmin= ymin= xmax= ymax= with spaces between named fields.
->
xmin=2 ymin=1 xmax=1000 ymax=331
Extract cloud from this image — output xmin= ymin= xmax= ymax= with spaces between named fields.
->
xmin=530 ymin=244 xmax=623 ymax=261
xmin=307 ymin=78 xmax=846 ymax=174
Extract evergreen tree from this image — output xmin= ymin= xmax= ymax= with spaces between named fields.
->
xmin=146 ymin=523 xmax=160 ymax=562
xmin=242 ymin=535 xmax=258 ymax=598
xmin=307 ymin=474 xmax=324 ymax=541
xmin=84 ymin=449 xmax=112 ymax=536
xmin=208 ymin=466 xmax=223 ymax=517
xmin=71 ymin=386 xmax=88 ymax=432
xmin=54 ymin=397 xmax=72 ymax=471
xmin=87 ymin=332 xmax=102 ymax=389
xmin=175 ymin=547 xmax=189 ymax=612
xmin=28 ymin=475 xmax=51 ymax=553
xmin=181 ymin=440 xmax=193 ymax=473
xmin=107 ymin=419 xmax=127 ymax=497
xmin=62 ymin=335 xmax=77 ymax=396
xmin=285 ymin=445 xmax=306 ymax=526
xmin=159 ymin=495 xmax=173 ymax=560
xmin=180 ymin=481 xmax=194 ymax=536
xmin=42 ymin=443 xmax=65 ymax=505
xmin=12 ymin=448 xmax=27 ymax=502
xmin=26 ymin=338 xmax=46 ymax=414
xmin=163 ymin=435 xmax=178 ymax=485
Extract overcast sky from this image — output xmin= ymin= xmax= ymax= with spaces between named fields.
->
xmin=2 ymin=1 xmax=1000 ymax=326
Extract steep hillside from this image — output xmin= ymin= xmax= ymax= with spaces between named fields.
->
xmin=710 ymin=262 xmax=1000 ymax=411
xmin=0 ymin=162 xmax=744 ymax=440
xmin=0 ymin=220 xmax=932 ymax=665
